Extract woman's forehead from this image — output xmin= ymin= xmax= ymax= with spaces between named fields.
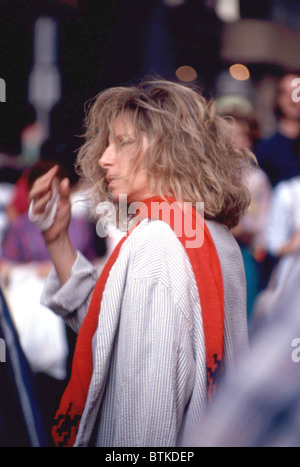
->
xmin=110 ymin=115 xmax=135 ymax=136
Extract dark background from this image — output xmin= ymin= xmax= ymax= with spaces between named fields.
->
xmin=0 ymin=0 xmax=294 ymax=158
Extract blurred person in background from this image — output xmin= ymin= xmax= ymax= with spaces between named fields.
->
xmin=265 ymin=169 xmax=300 ymax=279
xmin=219 ymin=110 xmax=272 ymax=321
xmin=250 ymin=138 xmax=300 ymax=331
xmin=5 ymin=171 xmax=30 ymax=222
xmin=255 ymin=73 xmax=300 ymax=187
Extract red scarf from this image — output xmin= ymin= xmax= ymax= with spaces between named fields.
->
xmin=51 ymin=197 xmax=224 ymax=447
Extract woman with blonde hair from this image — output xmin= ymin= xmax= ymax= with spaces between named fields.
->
xmin=29 ymin=78 xmax=254 ymax=447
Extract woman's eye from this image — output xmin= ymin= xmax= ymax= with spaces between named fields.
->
xmin=119 ymin=138 xmax=133 ymax=146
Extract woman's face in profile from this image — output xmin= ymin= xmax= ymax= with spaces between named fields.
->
xmin=98 ymin=116 xmax=154 ymax=204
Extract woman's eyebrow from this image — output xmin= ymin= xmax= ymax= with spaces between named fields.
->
xmin=115 ymin=133 xmax=135 ymax=140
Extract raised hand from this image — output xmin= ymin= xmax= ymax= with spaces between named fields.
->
xmin=29 ymin=165 xmax=72 ymax=245
xmin=29 ymin=165 xmax=77 ymax=285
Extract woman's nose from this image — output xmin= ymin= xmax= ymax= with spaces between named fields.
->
xmin=98 ymin=144 xmax=115 ymax=169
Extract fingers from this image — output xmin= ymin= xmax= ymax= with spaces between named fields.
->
xmin=29 ymin=166 xmax=72 ymax=217
xmin=58 ymin=177 xmax=70 ymax=200
xmin=29 ymin=165 xmax=59 ymax=202
xmin=31 ymin=189 xmax=53 ymax=215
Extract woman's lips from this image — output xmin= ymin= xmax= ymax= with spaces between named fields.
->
xmin=106 ymin=175 xmax=117 ymax=182
xmin=106 ymin=176 xmax=118 ymax=188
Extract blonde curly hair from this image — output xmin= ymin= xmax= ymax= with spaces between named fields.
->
xmin=76 ymin=78 xmax=256 ymax=229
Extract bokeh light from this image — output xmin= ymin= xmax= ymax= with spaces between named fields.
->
xmin=229 ymin=64 xmax=250 ymax=81
xmin=175 ymin=65 xmax=198 ymax=82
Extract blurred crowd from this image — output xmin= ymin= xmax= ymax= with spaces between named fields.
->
xmin=0 ymin=71 xmax=300 ymax=446
xmin=217 ymin=73 xmax=300 ymax=328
